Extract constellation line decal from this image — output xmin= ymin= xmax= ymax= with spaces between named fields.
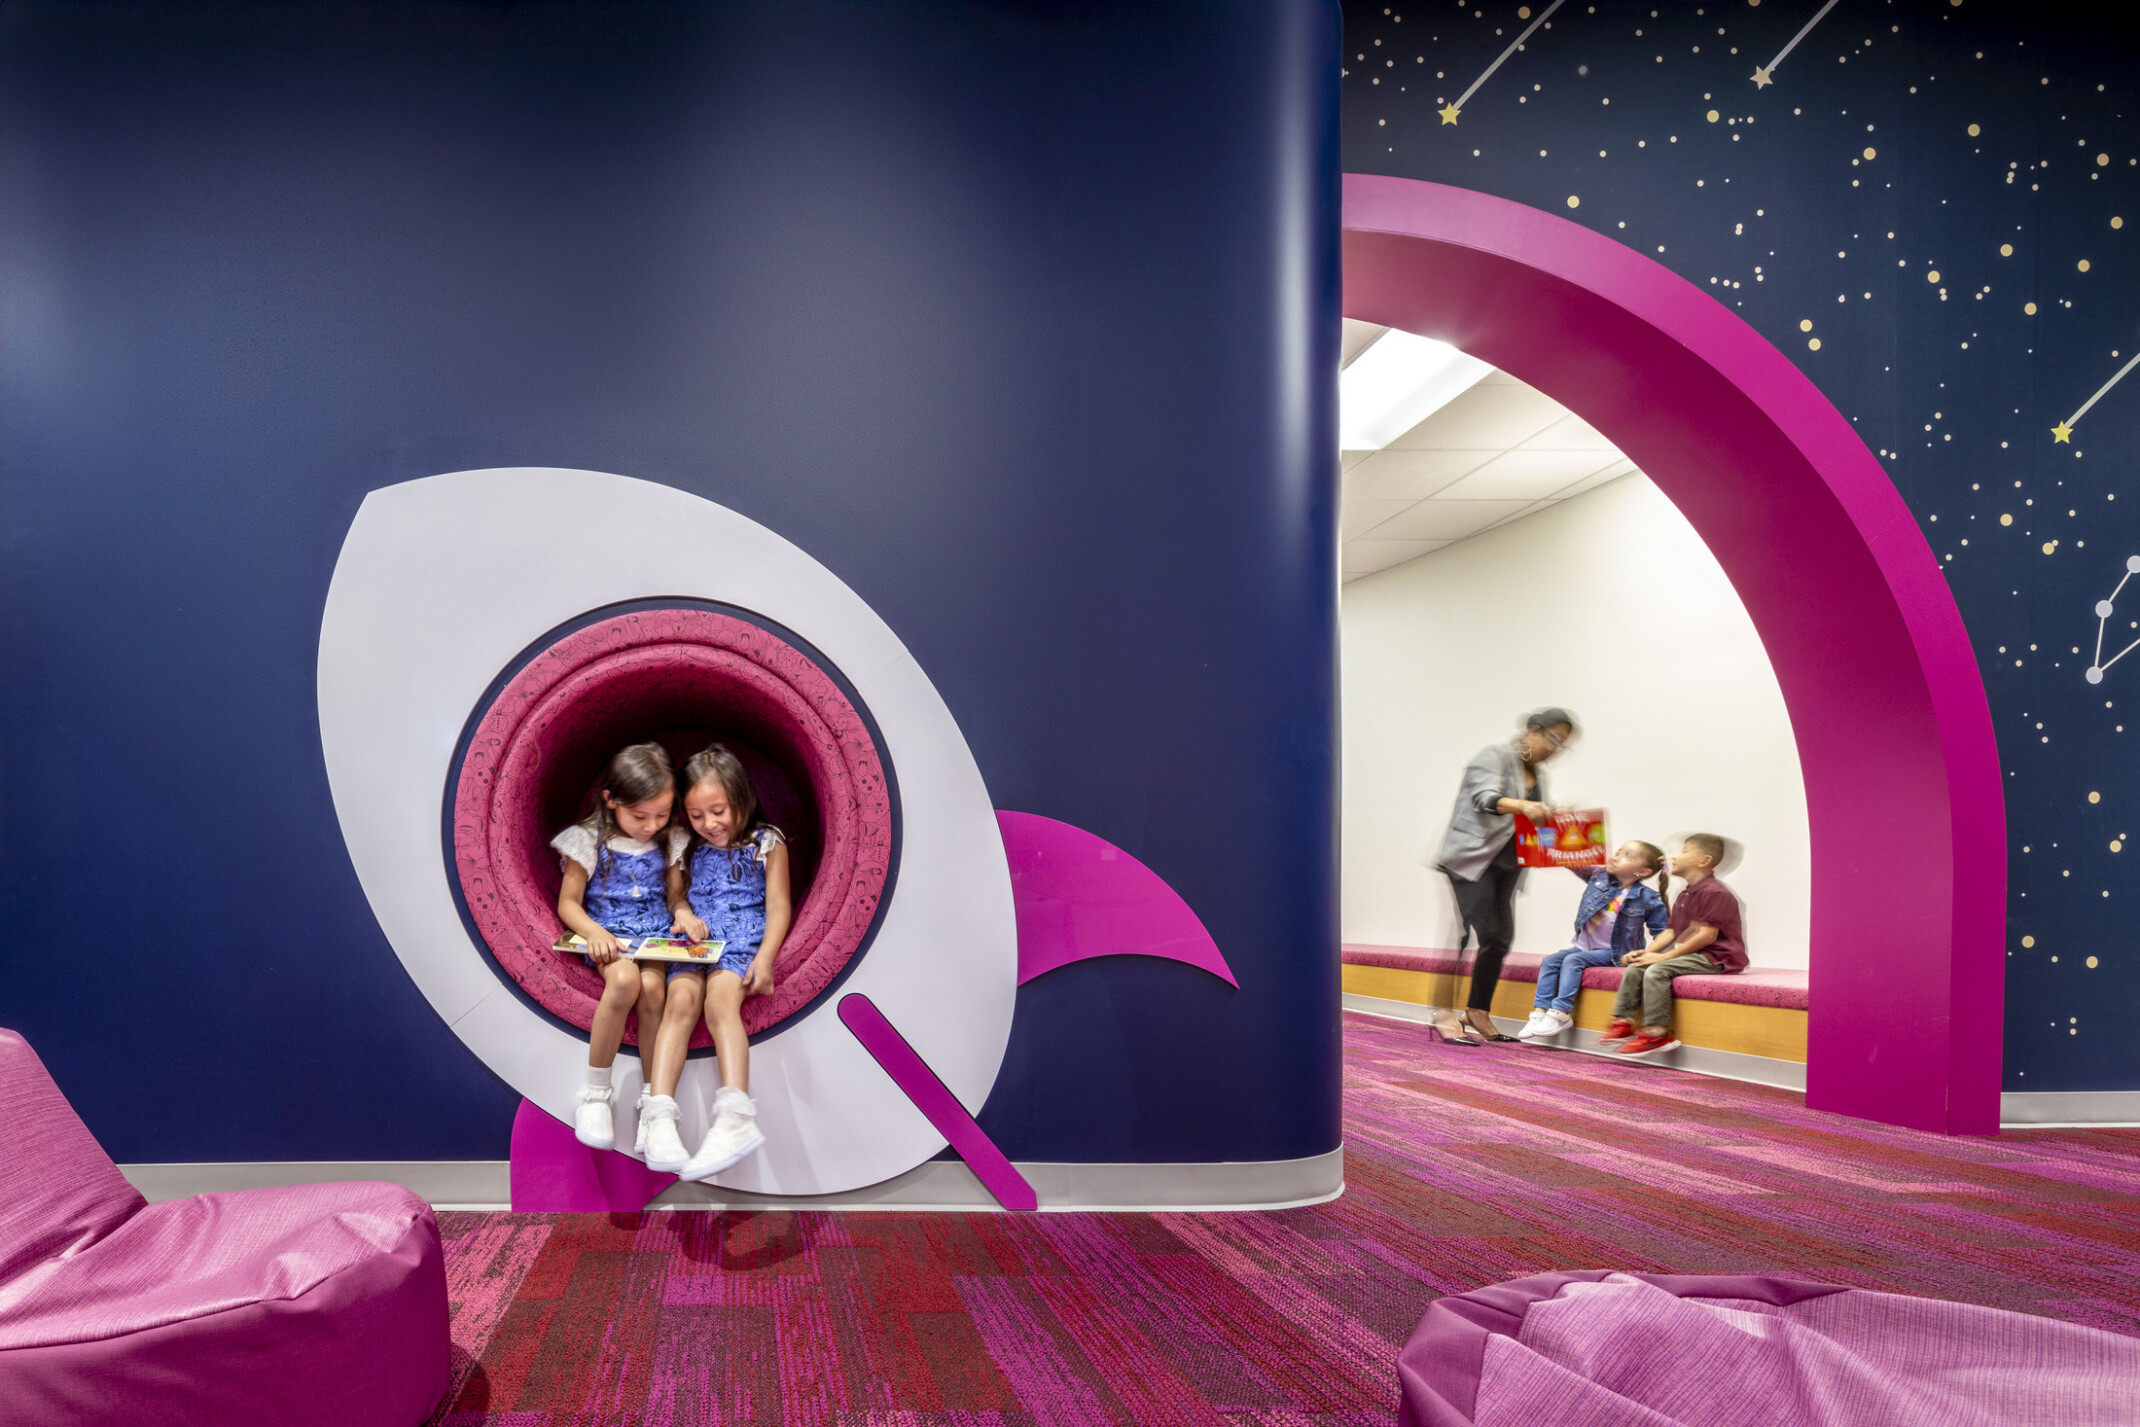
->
xmin=1440 ymin=0 xmax=1565 ymax=125
xmin=1752 ymin=0 xmax=1841 ymax=89
xmin=2083 ymin=556 xmax=2140 ymax=684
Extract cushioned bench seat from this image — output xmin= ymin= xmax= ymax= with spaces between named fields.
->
xmin=1340 ymin=944 xmax=1810 ymax=1069
xmin=1343 ymin=944 xmax=1808 ymax=1010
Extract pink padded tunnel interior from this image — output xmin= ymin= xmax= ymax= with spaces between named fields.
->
xmin=453 ymin=609 xmax=893 ymax=1046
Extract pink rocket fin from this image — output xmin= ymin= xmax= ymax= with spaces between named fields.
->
xmin=508 ymin=1098 xmax=677 ymax=1212
xmin=997 ymin=810 xmax=1239 ymax=988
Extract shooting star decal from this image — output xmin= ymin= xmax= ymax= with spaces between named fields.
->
xmin=1752 ymin=0 xmax=1841 ymax=89
xmin=1440 ymin=0 xmax=1566 ymax=125
xmin=2053 ymin=349 xmax=2140 ymax=443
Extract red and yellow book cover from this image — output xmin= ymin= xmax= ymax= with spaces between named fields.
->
xmin=1513 ymin=809 xmax=1609 ymax=868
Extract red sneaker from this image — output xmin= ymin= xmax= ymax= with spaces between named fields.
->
xmin=1598 ymin=1019 xmax=1638 ymax=1044
xmin=1617 ymin=1032 xmax=1681 ymax=1057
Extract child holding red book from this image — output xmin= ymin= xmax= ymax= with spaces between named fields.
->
xmin=1515 ymin=841 xmax=1671 ymax=1043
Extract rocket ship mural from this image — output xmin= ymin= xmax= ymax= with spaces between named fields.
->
xmin=320 ymin=468 xmax=1234 ymax=1208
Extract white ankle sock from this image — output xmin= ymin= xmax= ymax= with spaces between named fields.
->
xmin=585 ymin=1063 xmax=613 ymax=1090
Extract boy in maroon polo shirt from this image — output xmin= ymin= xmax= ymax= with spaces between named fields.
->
xmin=1600 ymin=833 xmax=1746 ymax=1057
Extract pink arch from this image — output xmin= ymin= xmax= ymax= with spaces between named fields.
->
xmin=1344 ymin=175 xmax=2004 ymax=1135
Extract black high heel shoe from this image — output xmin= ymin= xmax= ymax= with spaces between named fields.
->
xmin=1462 ymin=1013 xmax=1519 ymax=1043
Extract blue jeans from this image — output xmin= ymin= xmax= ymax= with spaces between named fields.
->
xmin=1533 ymin=946 xmax=1620 ymax=1013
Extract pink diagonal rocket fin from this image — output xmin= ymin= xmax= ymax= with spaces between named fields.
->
xmin=838 ymin=994 xmax=1038 ymax=1212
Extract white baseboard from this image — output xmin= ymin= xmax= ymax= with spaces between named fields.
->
xmin=118 ymin=1161 xmax=513 ymax=1209
xmin=1341 ymin=992 xmax=1807 ymax=1092
xmin=1999 ymin=1091 xmax=2140 ymax=1128
xmin=652 ymin=1147 xmax=1346 ymax=1212
xmin=116 ymin=1147 xmax=1346 ymax=1214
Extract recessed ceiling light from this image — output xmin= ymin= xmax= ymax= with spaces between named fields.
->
xmin=1338 ymin=330 xmax=1492 ymax=450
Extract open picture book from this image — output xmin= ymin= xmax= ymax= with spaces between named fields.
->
xmin=552 ymin=932 xmax=728 ymax=964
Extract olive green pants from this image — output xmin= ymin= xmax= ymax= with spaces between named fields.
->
xmin=1611 ymin=953 xmax=1721 ymax=1029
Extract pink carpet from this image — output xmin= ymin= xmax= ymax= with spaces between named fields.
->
xmin=426 ymin=1012 xmax=2140 ymax=1423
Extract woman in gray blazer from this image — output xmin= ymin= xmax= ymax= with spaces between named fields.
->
xmin=1431 ymin=708 xmax=1577 ymax=1043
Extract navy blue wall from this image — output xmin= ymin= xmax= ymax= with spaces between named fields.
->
xmin=1343 ymin=0 xmax=2140 ymax=1093
xmin=0 ymin=2 xmax=1340 ymax=1162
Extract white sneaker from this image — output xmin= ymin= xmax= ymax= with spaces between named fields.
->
xmin=1515 ymin=1010 xmax=1551 ymax=1040
xmin=632 ymin=1089 xmax=650 ymax=1155
xmin=641 ymin=1094 xmax=690 ymax=1173
xmin=678 ymin=1086 xmax=766 ymax=1183
xmin=1543 ymin=1009 xmax=1575 ymax=1037
xmin=573 ymin=1084 xmax=616 ymax=1150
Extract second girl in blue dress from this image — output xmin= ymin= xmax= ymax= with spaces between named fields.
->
xmin=641 ymin=743 xmax=791 ymax=1180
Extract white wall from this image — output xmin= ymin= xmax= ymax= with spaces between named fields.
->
xmin=1340 ymin=473 xmax=1811 ymax=969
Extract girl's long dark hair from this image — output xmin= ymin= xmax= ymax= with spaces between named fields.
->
xmin=585 ymin=743 xmax=675 ymax=877
xmin=681 ymin=743 xmax=761 ymax=850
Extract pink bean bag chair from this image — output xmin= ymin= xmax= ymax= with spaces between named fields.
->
xmin=0 ymin=1029 xmax=448 ymax=1426
xmin=1399 ymin=1270 xmax=2140 ymax=1426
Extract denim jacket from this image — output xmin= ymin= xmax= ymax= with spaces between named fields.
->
xmin=1574 ymin=868 xmax=1671 ymax=954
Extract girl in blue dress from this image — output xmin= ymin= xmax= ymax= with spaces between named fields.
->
xmin=641 ymin=743 xmax=792 ymax=1180
xmin=552 ymin=742 xmax=686 ymax=1152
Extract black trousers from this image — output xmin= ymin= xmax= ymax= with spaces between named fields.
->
xmin=1447 ymin=840 xmax=1521 ymax=1012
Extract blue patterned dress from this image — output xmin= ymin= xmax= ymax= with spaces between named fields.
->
xmin=583 ymin=846 xmax=672 ymax=939
xmin=684 ymin=826 xmax=784 ymax=980
xmin=551 ymin=824 xmax=681 ymax=962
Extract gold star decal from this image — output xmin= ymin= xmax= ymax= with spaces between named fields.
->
xmin=1439 ymin=103 xmax=1462 ymax=125
xmin=1751 ymin=66 xmax=1773 ymax=88
xmin=2053 ymin=422 xmax=2075 ymax=443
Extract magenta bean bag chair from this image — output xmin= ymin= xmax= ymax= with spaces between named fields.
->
xmin=0 ymin=1029 xmax=448 ymax=1426
xmin=451 ymin=606 xmax=894 ymax=1048
xmin=1399 ymin=1270 xmax=2140 ymax=1426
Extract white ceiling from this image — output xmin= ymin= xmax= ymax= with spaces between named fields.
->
xmin=1341 ymin=319 xmax=1639 ymax=583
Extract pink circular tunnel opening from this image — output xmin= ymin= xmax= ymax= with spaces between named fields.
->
xmin=1343 ymin=175 xmax=2005 ymax=1134
xmin=452 ymin=607 xmax=894 ymax=1046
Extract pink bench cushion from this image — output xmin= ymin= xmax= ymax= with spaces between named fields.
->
xmin=1343 ymin=944 xmax=1808 ymax=1011
xmin=0 ymin=1030 xmax=145 ymax=1286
